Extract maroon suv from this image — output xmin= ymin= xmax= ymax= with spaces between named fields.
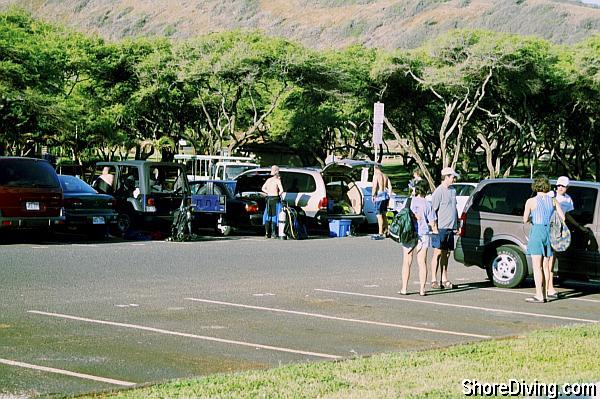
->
xmin=0 ymin=157 xmax=64 ymax=230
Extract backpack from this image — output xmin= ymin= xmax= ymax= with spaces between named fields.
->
xmin=550 ymin=200 xmax=571 ymax=252
xmin=389 ymin=198 xmax=417 ymax=246
xmin=283 ymin=204 xmax=308 ymax=240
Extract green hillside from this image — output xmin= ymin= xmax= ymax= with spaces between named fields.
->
xmin=1 ymin=0 xmax=599 ymax=49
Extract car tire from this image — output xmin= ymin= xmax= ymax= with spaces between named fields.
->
xmin=114 ymin=212 xmax=132 ymax=237
xmin=488 ymin=244 xmax=528 ymax=288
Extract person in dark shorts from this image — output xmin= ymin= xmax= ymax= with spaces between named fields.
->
xmin=371 ymin=164 xmax=391 ymax=240
xmin=430 ymin=167 xmax=459 ymax=289
xmin=261 ymin=165 xmax=284 ymax=238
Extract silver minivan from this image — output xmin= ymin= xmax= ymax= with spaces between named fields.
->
xmin=454 ymin=178 xmax=599 ymax=287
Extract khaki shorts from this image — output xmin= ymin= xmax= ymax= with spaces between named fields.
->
xmin=403 ymin=234 xmax=430 ymax=252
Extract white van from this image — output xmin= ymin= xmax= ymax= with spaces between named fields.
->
xmin=235 ymin=166 xmax=366 ymax=228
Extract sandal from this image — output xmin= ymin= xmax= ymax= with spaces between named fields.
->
xmin=525 ymin=296 xmax=546 ymax=303
xmin=547 ymin=292 xmax=561 ymax=300
xmin=442 ymin=281 xmax=454 ymax=289
xmin=397 ymin=290 xmax=408 ymax=296
xmin=431 ymin=281 xmax=440 ymax=289
xmin=419 ymin=290 xmax=426 ymax=297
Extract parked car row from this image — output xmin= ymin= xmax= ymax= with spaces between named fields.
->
xmin=0 ymin=157 xmax=117 ymax=239
xmin=3 ymin=156 xmax=598 ymax=290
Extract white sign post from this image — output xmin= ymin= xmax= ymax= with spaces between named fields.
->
xmin=373 ymin=102 xmax=384 ymax=162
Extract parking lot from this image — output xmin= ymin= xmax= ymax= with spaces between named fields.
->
xmin=1 ymin=234 xmax=599 ymax=397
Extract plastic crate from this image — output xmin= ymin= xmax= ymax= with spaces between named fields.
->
xmin=329 ymin=219 xmax=351 ymax=237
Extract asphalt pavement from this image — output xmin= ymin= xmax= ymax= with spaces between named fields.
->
xmin=1 ymin=233 xmax=599 ymax=397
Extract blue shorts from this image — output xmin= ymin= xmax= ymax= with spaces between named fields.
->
xmin=375 ymin=199 xmax=389 ymax=215
xmin=527 ymin=224 xmax=553 ymax=257
xmin=431 ymin=229 xmax=454 ymax=251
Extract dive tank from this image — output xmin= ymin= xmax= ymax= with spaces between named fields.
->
xmin=278 ymin=206 xmax=287 ymax=239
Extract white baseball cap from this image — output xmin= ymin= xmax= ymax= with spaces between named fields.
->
xmin=441 ymin=167 xmax=460 ymax=178
xmin=556 ymin=176 xmax=570 ymax=186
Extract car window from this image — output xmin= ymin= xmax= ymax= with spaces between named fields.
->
xmin=59 ymin=175 xmax=97 ymax=194
xmin=455 ymin=185 xmax=476 ymax=196
xmin=471 ymin=183 xmax=533 ymax=216
xmin=235 ymin=173 xmax=269 ymax=195
xmin=565 ymin=186 xmax=597 ymax=225
xmin=280 ymin=172 xmax=316 ymax=193
xmin=118 ymin=166 xmax=140 ymax=194
xmin=149 ymin=165 xmax=186 ymax=193
xmin=0 ymin=159 xmax=60 ymax=188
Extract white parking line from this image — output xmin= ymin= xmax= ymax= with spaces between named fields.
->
xmin=28 ymin=310 xmax=341 ymax=360
xmin=185 ymin=297 xmax=492 ymax=339
xmin=315 ymin=289 xmax=600 ymax=324
xmin=0 ymin=358 xmax=136 ymax=387
xmin=480 ymin=287 xmax=600 ymax=304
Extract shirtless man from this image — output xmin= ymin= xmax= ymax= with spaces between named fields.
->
xmin=261 ymin=165 xmax=284 ymax=238
xmin=371 ymin=165 xmax=391 ymax=240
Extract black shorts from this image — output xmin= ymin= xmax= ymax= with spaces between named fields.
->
xmin=431 ymin=229 xmax=455 ymax=251
xmin=375 ymin=199 xmax=389 ymax=215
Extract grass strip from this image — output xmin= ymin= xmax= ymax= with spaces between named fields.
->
xmin=80 ymin=323 xmax=600 ymax=399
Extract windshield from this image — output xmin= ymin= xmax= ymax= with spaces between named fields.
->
xmin=0 ymin=159 xmax=60 ymax=188
xmin=225 ymin=165 xmax=257 ymax=180
xmin=59 ymin=175 xmax=97 ymax=194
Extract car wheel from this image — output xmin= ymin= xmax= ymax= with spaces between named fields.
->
xmin=115 ymin=213 xmax=132 ymax=236
xmin=488 ymin=244 xmax=528 ymax=288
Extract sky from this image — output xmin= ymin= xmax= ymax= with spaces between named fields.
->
xmin=581 ymin=0 xmax=600 ymax=5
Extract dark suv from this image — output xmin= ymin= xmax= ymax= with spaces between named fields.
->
xmin=455 ymin=178 xmax=599 ymax=287
xmin=0 ymin=157 xmax=64 ymax=231
xmin=91 ymin=161 xmax=189 ymax=234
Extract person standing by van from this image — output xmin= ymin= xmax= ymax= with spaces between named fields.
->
xmin=547 ymin=176 xmax=575 ymax=299
xmin=262 ymin=165 xmax=284 ymax=239
xmin=371 ymin=165 xmax=391 ymax=240
xmin=400 ymin=180 xmax=436 ymax=296
xmin=430 ymin=167 xmax=459 ymax=290
xmin=523 ymin=176 xmax=565 ymax=303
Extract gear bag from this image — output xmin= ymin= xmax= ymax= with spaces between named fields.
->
xmin=550 ymin=200 xmax=571 ymax=252
xmin=389 ymin=198 xmax=417 ymax=246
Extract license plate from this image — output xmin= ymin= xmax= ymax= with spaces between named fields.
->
xmin=26 ymin=202 xmax=40 ymax=211
xmin=92 ymin=216 xmax=105 ymax=225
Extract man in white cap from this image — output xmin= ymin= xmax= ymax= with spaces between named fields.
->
xmin=430 ymin=166 xmax=459 ymax=290
xmin=261 ymin=165 xmax=284 ymax=238
xmin=547 ymin=176 xmax=574 ymax=299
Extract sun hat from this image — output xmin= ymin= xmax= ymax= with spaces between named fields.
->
xmin=441 ymin=167 xmax=460 ymax=178
xmin=557 ymin=176 xmax=570 ymax=186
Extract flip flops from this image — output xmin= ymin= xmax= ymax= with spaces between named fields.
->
xmin=525 ymin=296 xmax=546 ymax=303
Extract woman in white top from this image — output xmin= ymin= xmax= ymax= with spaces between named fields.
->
xmin=399 ymin=180 xmax=436 ymax=296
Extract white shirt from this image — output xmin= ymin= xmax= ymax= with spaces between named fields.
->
xmin=548 ymin=191 xmax=574 ymax=213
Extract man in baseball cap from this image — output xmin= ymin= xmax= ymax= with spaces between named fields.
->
xmin=429 ymin=166 xmax=460 ymax=290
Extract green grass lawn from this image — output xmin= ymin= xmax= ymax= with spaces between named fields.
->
xmin=81 ymin=323 xmax=600 ymax=399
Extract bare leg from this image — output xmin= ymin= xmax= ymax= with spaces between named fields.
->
xmin=431 ymin=248 xmax=441 ymax=284
xmin=417 ymin=245 xmax=428 ymax=295
xmin=547 ymin=255 xmax=557 ymax=295
xmin=530 ymin=255 xmax=545 ymax=300
xmin=401 ymin=246 xmax=414 ymax=294
xmin=376 ymin=215 xmax=384 ymax=236
xmin=440 ymin=250 xmax=450 ymax=285
xmin=542 ymin=256 xmax=552 ymax=298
